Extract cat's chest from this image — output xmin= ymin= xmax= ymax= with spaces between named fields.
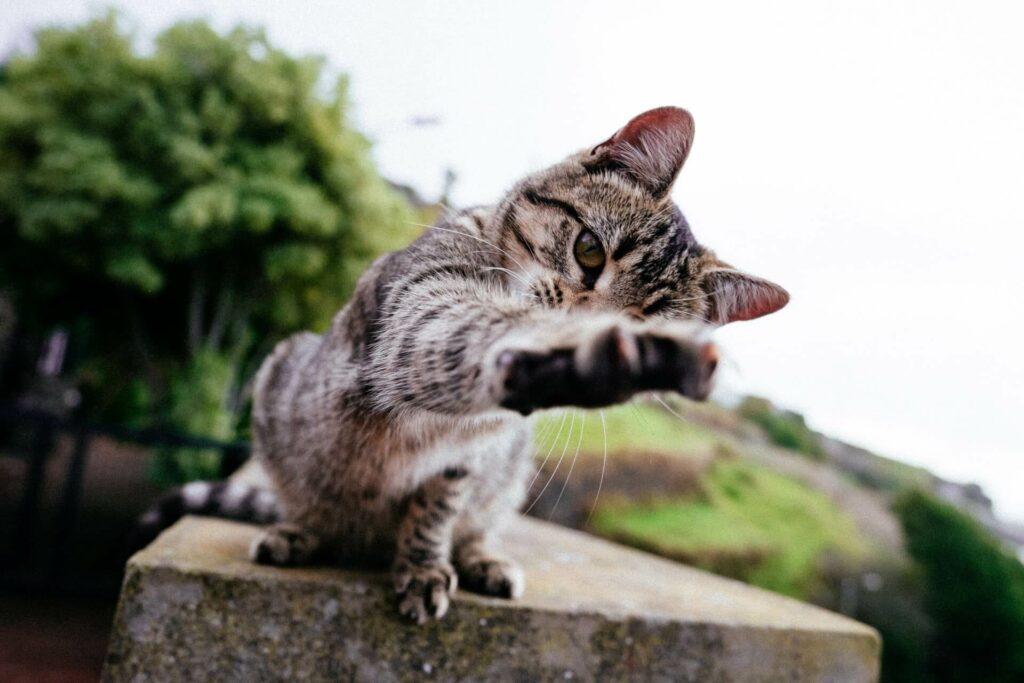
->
xmin=380 ymin=416 xmax=525 ymax=496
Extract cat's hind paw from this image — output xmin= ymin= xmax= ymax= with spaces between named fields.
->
xmin=458 ymin=557 xmax=524 ymax=599
xmin=249 ymin=523 xmax=321 ymax=566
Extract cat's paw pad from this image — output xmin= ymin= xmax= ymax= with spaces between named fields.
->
xmin=249 ymin=523 xmax=320 ymax=566
xmin=459 ymin=557 xmax=525 ymax=599
xmin=631 ymin=325 xmax=718 ymax=400
xmin=393 ymin=563 xmax=458 ymax=624
xmin=497 ymin=322 xmax=717 ymax=413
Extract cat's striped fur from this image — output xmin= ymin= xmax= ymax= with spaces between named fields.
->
xmin=137 ymin=107 xmax=788 ymax=623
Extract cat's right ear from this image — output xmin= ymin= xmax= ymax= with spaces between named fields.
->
xmin=700 ymin=265 xmax=790 ymax=325
xmin=583 ymin=106 xmax=695 ymax=198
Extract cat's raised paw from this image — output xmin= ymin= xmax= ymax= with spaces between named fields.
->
xmin=497 ymin=322 xmax=717 ymax=414
xmin=393 ymin=562 xmax=458 ymax=624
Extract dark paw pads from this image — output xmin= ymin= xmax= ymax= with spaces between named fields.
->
xmin=498 ymin=326 xmax=718 ymax=413
xmin=443 ymin=466 xmax=469 ymax=480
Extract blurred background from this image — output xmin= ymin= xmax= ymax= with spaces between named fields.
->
xmin=0 ymin=2 xmax=1022 ymax=682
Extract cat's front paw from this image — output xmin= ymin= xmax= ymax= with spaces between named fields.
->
xmin=497 ymin=322 xmax=717 ymax=414
xmin=393 ymin=562 xmax=458 ymax=624
xmin=458 ymin=557 xmax=524 ymax=599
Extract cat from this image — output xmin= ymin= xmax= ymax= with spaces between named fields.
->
xmin=135 ymin=107 xmax=788 ymax=623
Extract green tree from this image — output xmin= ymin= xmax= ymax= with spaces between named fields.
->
xmin=0 ymin=15 xmax=415 ymax=480
xmin=894 ymin=490 xmax=1024 ymax=683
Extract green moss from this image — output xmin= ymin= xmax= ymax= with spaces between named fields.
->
xmin=591 ymin=460 xmax=870 ymax=598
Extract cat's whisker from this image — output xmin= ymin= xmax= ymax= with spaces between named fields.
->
xmin=531 ymin=418 xmax=555 ymax=455
xmin=413 ymin=222 xmax=531 ymax=273
xmin=535 ymin=415 xmax=563 ymax=457
xmin=666 ymin=286 xmax=728 ymax=304
xmin=652 ymin=394 xmax=689 ymax=425
xmin=525 ymin=410 xmax=576 ymax=515
xmin=674 ymin=311 xmax=715 ymax=325
xmin=480 ymin=266 xmax=532 ymax=290
xmin=529 ymin=415 xmax=562 ymax=485
xmin=629 ymin=401 xmax=656 ymax=464
xmin=550 ymin=412 xmax=586 ymax=519
xmin=634 ymin=401 xmax=656 ymax=430
xmin=585 ymin=409 xmax=609 ymax=526
xmin=528 ymin=411 xmax=567 ymax=491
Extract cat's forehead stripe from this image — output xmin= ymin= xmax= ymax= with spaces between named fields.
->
xmin=504 ymin=206 xmax=539 ymax=259
xmin=521 ymin=188 xmax=584 ymax=224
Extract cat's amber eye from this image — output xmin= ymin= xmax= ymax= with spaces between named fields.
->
xmin=573 ymin=230 xmax=605 ymax=272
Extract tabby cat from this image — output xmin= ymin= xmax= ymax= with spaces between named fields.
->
xmin=137 ymin=107 xmax=788 ymax=623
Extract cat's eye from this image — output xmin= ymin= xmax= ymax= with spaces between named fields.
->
xmin=573 ymin=230 xmax=605 ymax=272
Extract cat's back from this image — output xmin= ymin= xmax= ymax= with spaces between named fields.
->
xmin=251 ymin=331 xmax=323 ymax=442
xmin=252 ymin=206 xmax=500 ymax=449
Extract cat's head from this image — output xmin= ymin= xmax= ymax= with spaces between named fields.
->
xmin=489 ymin=107 xmax=788 ymax=326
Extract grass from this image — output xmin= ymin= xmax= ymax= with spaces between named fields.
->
xmin=528 ymin=399 xmax=873 ymax=599
xmin=531 ymin=401 xmax=718 ymax=459
xmin=589 ymin=458 xmax=871 ymax=598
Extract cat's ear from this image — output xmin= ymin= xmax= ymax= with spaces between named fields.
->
xmin=584 ymin=106 xmax=695 ymax=197
xmin=701 ymin=265 xmax=790 ymax=325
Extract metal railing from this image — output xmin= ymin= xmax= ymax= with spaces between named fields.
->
xmin=0 ymin=406 xmax=250 ymax=595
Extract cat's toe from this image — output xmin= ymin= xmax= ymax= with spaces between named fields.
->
xmin=635 ymin=330 xmax=718 ymax=400
xmin=393 ymin=564 xmax=458 ymax=624
xmin=496 ymin=327 xmax=635 ymax=413
xmin=459 ymin=558 xmax=525 ymax=599
xmin=249 ymin=523 xmax=320 ymax=566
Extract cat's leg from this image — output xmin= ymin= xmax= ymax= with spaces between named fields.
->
xmin=249 ymin=522 xmax=323 ymax=566
xmin=391 ymin=468 xmax=470 ymax=623
xmin=496 ymin=317 xmax=718 ymax=415
xmin=453 ymin=425 xmax=531 ymax=599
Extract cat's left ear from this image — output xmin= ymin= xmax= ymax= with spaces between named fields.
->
xmin=701 ymin=265 xmax=790 ymax=325
xmin=584 ymin=106 xmax=695 ymax=198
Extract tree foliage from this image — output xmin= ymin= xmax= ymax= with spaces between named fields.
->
xmin=0 ymin=15 xmax=414 ymax=479
xmin=894 ymin=490 xmax=1024 ymax=683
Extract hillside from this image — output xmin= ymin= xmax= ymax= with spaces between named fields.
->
xmin=525 ymin=396 xmax=1022 ymax=601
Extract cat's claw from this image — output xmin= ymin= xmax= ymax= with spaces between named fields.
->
xmin=497 ymin=323 xmax=717 ymax=414
xmin=393 ymin=563 xmax=458 ymax=624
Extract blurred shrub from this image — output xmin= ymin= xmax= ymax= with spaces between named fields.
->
xmin=0 ymin=14 xmax=415 ymax=484
xmin=737 ymin=396 xmax=825 ymax=460
xmin=895 ymin=490 xmax=1024 ymax=683
xmin=817 ymin=556 xmax=932 ymax=683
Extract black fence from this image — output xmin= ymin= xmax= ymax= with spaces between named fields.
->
xmin=0 ymin=406 xmax=250 ymax=597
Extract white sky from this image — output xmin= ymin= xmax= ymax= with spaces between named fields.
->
xmin=4 ymin=1 xmax=1023 ymax=521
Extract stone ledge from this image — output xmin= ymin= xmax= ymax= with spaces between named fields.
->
xmin=103 ymin=516 xmax=879 ymax=682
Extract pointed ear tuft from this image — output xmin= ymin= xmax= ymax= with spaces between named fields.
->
xmin=703 ymin=268 xmax=789 ymax=325
xmin=584 ymin=106 xmax=695 ymax=197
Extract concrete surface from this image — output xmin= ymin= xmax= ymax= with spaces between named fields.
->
xmin=104 ymin=514 xmax=879 ymax=682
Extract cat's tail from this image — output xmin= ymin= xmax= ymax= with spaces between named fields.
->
xmin=128 ymin=480 xmax=282 ymax=553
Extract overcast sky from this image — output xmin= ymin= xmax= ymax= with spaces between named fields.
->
xmin=4 ymin=1 xmax=1023 ymax=521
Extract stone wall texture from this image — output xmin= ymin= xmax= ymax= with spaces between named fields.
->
xmin=104 ymin=516 xmax=879 ymax=682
